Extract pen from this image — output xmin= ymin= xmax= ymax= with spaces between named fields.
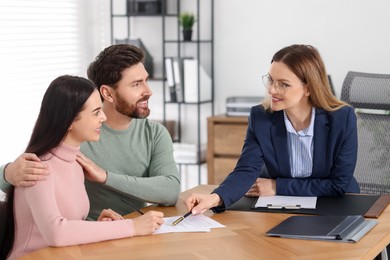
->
xmin=172 ymin=211 xmax=192 ymax=226
xmin=121 ymin=198 xmax=144 ymax=215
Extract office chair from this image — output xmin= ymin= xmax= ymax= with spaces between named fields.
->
xmin=341 ymin=71 xmax=390 ymax=260
xmin=341 ymin=71 xmax=390 ymax=195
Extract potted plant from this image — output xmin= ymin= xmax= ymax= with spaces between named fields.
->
xmin=179 ymin=12 xmax=195 ymax=41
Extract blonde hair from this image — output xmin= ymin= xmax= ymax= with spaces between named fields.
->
xmin=262 ymin=44 xmax=349 ymax=111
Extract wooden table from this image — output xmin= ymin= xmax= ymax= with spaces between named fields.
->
xmin=21 ymin=185 xmax=390 ymax=260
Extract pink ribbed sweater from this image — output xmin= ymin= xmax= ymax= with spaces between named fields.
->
xmin=8 ymin=143 xmax=134 ymax=260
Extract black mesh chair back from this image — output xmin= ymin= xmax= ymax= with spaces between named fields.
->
xmin=341 ymin=71 xmax=390 ymax=194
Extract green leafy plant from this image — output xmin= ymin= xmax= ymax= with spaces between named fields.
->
xmin=179 ymin=12 xmax=196 ymax=30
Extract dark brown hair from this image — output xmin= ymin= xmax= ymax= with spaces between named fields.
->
xmin=87 ymin=44 xmax=144 ymax=99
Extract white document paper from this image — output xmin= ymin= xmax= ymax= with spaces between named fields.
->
xmin=154 ymin=214 xmax=225 ymax=235
xmin=254 ymin=195 xmax=317 ymax=209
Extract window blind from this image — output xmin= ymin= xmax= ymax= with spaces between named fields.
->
xmin=0 ymin=0 xmax=87 ymax=163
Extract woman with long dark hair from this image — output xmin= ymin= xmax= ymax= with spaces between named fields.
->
xmin=0 ymin=75 xmax=163 ymax=260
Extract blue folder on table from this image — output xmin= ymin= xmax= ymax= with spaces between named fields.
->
xmin=266 ymin=215 xmax=378 ymax=243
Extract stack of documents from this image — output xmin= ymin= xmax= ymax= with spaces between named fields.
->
xmin=154 ymin=214 xmax=225 ymax=234
xmin=172 ymin=142 xmax=206 ymax=164
xmin=253 ymin=195 xmax=317 ymax=209
xmin=226 ymin=96 xmax=263 ymax=116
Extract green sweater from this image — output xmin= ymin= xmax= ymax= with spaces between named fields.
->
xmin=1 ymin=119 xmax=180 ymax=220
xmin=0 ymin=165 xmax=8 ymax=192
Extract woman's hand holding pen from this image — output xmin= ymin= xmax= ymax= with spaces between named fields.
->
xmin=184 ymin=193 xmax=222 ymax=215
xmin=133 ymin=211 xmax=164 ymax=236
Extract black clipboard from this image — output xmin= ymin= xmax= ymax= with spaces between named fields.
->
xmin=227 ymin=194 xmax=389 ymax=218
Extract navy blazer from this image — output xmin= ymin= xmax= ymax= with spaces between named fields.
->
xmin=213 ymin=105 xmax=360 ymax=209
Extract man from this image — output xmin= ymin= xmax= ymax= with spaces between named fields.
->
xmin=0 ymin=44 xmax=180 ymax=220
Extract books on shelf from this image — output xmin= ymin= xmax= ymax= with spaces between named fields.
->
xmin=164 ymin=57 xmax=176 ymax=102
xmin=165 ymin=57 xmax=212 ymax=104
xmin=172 ymin=58 xmax=184 ymax=102
xmin=172 ymin=142 xmax=206 ymax=164
xmin=183 ymin=59 xmax=212 ymax=103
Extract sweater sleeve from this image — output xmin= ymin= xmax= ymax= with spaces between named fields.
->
xmin=0 ymin=164 xmax=11 ymax=192
xmin=105 ymin=124 xmax=180 ymax=206
xmin=24 ymin=173 xmax=134 ymax=247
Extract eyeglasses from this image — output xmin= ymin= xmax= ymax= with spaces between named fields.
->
xmin=262 ymin=74 xmax=291 ymax=94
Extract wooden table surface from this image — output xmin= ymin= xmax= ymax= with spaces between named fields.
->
xmin=21 ymin=185 xmax=390 ymax=260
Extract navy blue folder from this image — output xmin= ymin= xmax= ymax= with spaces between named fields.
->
xmin=266 ymin=215 xmax=378 ymax=243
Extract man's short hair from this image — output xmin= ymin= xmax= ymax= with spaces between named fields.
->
xmin=87 ymin=44 xmax=144 ymax=90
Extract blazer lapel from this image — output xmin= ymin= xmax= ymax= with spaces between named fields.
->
xmin=270 ymin=112 xmax=291 ymax=177
xmin=312 ymin=110 xmax=330 ymax=176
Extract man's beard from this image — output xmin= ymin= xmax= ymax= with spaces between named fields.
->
xmin=114 ymin=92 xmax=150 ymax=119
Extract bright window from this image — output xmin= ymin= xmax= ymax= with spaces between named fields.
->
xmin=0 ymin=0 xmax=89 ymax=162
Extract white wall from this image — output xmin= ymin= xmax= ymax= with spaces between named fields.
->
xmin=213 ymin=0 xmax=390 ymax=114
xmin=107 ymin=0 xmax=390 ymax=119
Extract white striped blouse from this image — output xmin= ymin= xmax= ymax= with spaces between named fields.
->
xmin=283 ymin=107 xmax=315 ymax=178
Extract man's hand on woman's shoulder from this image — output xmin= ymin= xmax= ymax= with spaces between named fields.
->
xmin=4 ymin=153 xmax=49 ymax=187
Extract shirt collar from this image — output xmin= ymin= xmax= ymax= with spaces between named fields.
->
xmin=283 ymin=107 xmax=316 ymax=136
